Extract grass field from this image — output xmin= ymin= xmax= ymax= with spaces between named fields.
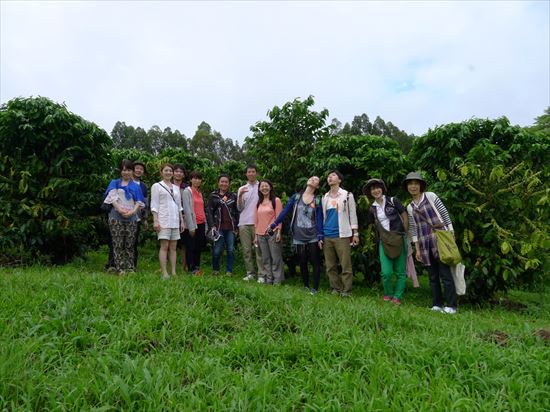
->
xmin=1 ymin=244 xmax=549 ymax=411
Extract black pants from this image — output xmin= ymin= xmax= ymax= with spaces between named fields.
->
xmin=428 ymin=248 xmax=457 ymax=308
xmin=133 ymin=222 xmax=141 ymax=269
xmin=183 ymin=223 xmax=206 ymax=272
xmin=297 ymin=241 xmax=321 ymax=290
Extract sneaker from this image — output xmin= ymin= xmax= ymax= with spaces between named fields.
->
xmin=443 ymin=306 xmax=457 ymax=314
xmin=310 ymin=288 xmax=318 ymax=295
xmin=242 ymin=274 xmax=255 ymax=281
xmin=431 ymin=306 xmax=444 ymax=312
xmin=257 ymin=277 xmax=266 ymax=284
xmin=225 ymin=272 xmax=233 ymax=277
xmin=193 ymin=270 xmax=203 ymax=277
xmin=340 ymin=292 xmax=352 ymax=298
xmin=383 ymin=295 xmax=391 ymax=302
xmin=212 ymin=271 xmax=220 ymax=276
xmin=331 ymin=289 xmax=341 ymax=295
xmin=105 ymin=266 xmax=117 ymax=273
xmin=392 ymin=298 xmax=401 ymax=305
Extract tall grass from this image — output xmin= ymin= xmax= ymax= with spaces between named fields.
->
xmin=0 ymin=245 xmax=549 ymax=411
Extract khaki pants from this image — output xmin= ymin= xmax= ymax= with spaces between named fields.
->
xmin=323 ymin=237 xmax=353 ymax=293
xmin=257 ymin=235 xmax=284 ymax=284
xmin=239 ymin=224 xmax=263 ymax=277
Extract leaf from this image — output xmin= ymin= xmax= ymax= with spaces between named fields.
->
xmin=500 ymin=241 xmax=511 ymax=255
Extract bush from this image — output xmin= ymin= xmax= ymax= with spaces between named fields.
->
xmin=408 ymin=117 xmax=550 ymax=299
xmin=0 ymin=97 xmax=112 ymax=264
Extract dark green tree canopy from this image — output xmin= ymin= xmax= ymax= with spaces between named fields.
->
xmin=0 ymin=96 xmax=112 ymax=264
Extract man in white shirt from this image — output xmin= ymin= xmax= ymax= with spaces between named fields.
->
xmin=237 ymin=164 xmax=263 ymax=281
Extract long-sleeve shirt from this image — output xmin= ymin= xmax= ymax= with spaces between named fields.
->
xmin=150 ymin=182 xmax=183 ymax=229
xmin=406 ymin=192 xmax=454 ymax=242
xmin=271 ymin=192 xmax=324 ymax=241
xmin=321 ymin=188 xmax=358 ymax=238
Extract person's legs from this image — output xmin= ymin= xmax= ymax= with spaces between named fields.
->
xmin=297 ymin=244 xmax=310 ymax=288
xmin=308 ymin=241 xmax=321 ymax=291
xmin=159 ymin=238 xmax=170 ymax=277
xmin=212 ymin=234 xmax=225 ymax=272
xmin=224 ymin=230 xmax=235 ymax=273
xmin=323 ymin=237 xmax=343 ymax=292
xmin=334 ymin=238 xmax=353 ymax=294
xmin=239 ymin=225 xmax=256 ymax=277
xmin=109 ymin=219 xmax=124 ymax=272
xmin=257 ymin=235 xmax=272 ymax=283
xmin=184 ymin=229 xmax=197 ymax=272
xmin=133 ymin=221 xmax=141 ymax=268
xmin=168 ymin=238 xmax=178 ymax=276
xmin=379 ymin=241 xmax=395 ymax=298
xmin=193 ymin=223 xmax=206 ymax=272
xmin=123 ymin=221 xmax=138 ymax=271
xmin=428 ymin=249 xmax=444 ymax=307
xmin=268 ymin=235 xmax=284 ymax=284
xmin=392 ymin=238 xmax=408 ymax=299
xmin=439 ymin=259 xmax=457 ymax=308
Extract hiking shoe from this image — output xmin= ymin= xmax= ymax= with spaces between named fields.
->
xmin=225 ymin=272 xmax=233 ymax=277
xmin=383 ymin=295 xmax=391 ymax=302
xmin=310 ymin=288 xmax=318 ymax=295
xmin=242 ymin=274 xmax=255 ymax=281
xmin=392 ymin=298 xmax=401 ymax=305
xmin=431 ymin=306 xmax=444 ymax=312
xmin=443 ymin=306 xmax=457 ymax=314
xmin=212 ymin=271 xmax=220 ymax=276
xmin=257 ymin=277 xmax=266 ymax=284
xmin=340 ymin=292 xmax=352 ymax=298
xmin=331 ymin=289 xmax=341 ymax=295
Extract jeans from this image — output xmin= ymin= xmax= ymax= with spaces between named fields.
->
xmin=428 ymin=248 xmax=457 ymax=308
xmin=212 ymin=229 xmax=235 ymax=273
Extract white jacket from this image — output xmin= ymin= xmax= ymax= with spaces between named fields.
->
xmin=322 ymin=188 xmax=358 ymax=238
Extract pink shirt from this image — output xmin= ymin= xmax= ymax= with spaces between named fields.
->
xmin=192 ymin=187 xmax=206 ymax=224
xmin=255 ymin=197 xmax=283 ymax=235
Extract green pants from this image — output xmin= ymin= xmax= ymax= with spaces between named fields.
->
xmin=379 ymin=238 xmax=407 ymax=299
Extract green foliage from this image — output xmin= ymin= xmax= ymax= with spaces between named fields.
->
xmin=0 ymin=97 xmax=112 ymax=264
xmin=408 ymin=117 xmax=550 ymax=299
xmin=246 ymin=95 xmax=332 ymax=196
xmin=189 ymin=121 xmax=245 ymax=166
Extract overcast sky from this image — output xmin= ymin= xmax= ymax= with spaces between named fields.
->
xmin=1 ymin=1 xmax=549 ymax=143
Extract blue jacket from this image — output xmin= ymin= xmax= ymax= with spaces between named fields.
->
xmin=270 ymin=192 xmax=324 ymax=241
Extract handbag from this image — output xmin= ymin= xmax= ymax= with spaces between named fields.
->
xmin=434 ymin=229 xmax=462 ymax=266
xmin=375 ymin=220 xmax=404 ymax=259
xmin=450 ymin=263 xmax=466 ymax=295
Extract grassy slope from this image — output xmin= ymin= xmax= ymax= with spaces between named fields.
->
xmin=0 ymin=246 xmax=549 ymax=411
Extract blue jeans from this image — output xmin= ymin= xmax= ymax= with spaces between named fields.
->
xmin=212 ymin=229 xmax=235 ymax=272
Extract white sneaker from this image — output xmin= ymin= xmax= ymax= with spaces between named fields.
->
xmin=431 ymin=306 xmax=444 ymax=312
xmin=242 ymin=274 xmax=255 ymax=281
xmin=257 ymin=277 xmax=266 ymax=284
xmin=443 ymin=306 xmax=457 ymax=314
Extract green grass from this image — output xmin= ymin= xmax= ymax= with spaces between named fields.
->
xmin=1 ymin=245 xmax=549 ymax=411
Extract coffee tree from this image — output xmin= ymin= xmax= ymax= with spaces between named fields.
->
xmin=409 ymin=117 xmax=550 ymax=299
xmin=0 ymin=97 xmax=112 ymax=264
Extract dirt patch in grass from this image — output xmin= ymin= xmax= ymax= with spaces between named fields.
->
xmin=480 ymin=330 xmax=510 ymax=346
xmin=534 ymin=329 xmax=550 ymax=344
xmin=493 ymin=298 xmax=528 ymax=312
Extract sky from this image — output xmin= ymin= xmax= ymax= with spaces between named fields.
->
xmin=1 ymin=1 xmax=549 ymax=143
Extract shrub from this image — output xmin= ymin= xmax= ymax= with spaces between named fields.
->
xmin=0 ymin=97 xmax=112 ymax=264
xmin=408 ymin=117 xmax=550 ymax=299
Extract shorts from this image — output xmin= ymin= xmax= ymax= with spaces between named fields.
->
xmin=158 ymin=227 xmax=180 ymax=241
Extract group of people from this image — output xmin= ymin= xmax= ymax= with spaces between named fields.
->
xmin=102 ymin=162 xmax=458 ymax=314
